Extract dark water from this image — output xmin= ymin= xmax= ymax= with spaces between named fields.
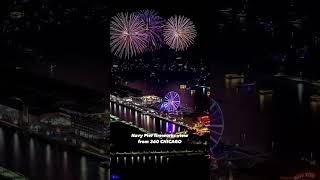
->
xmin=272 ymin=78 xmax=320 ymax=158
xmin=111 ymin=155 xmax=210 ymax=180
xmin=213 ymin=73 xmax=320 ymax=157
xmin=0 ymin=126 xmax=109 ymax=180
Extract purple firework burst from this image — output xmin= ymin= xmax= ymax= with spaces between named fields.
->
xmin=164 ymin=15 xmax=197 ymax=51
xmin=137 ymin=9 xmax=165 ymax=52
xmin=110 ymin=12 xmax=148 ymax=59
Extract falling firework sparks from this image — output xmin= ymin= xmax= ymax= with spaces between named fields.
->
xmin=164 ymin=15 xmax=197 ymax=51
xmin=137 ymin=9 xmax=165 ymax=51
xmin=110 ymin=12 xmax=148 ymax=59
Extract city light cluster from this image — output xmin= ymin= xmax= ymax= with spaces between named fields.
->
xmin=110 ymin=10 xmax=197 ymax=59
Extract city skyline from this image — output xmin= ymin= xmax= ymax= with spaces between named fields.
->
xmin=1 ymin=0 xmax=320 ymax=179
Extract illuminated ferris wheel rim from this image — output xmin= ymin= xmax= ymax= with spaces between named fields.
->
xmin=209 ymin=98 xmax=225 ymax=154
xmin=161 ymin=91 xmax=181 ymax=112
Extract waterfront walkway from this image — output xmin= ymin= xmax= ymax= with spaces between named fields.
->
xmin=274 ymin=73 xmax=320 ymax=88
xmin=110 ymin=114 xmax=148 ymax=133
xmin=0 ymin=120 xmax=109 ymax=161
xmin=0 ymin=167 xmax=28 ymax=180
xmin=110 ymin=99 xmax=191 ymax=129
xmin=111 ymin=150 xmax=205 ymax=157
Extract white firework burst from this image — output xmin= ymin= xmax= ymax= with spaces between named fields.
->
xmin=110 ymin=12 xmax=148 ymax=59
xmin=164 ymin=15 xmax=197 ymax=51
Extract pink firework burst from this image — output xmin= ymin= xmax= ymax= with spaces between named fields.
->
xmin=110 ymin=12 xmax=148 ymax=59
xmin=164 ymin=15 xmax=197 ymax=51
xmin=137 ymin=9 xmax=165 ymax=52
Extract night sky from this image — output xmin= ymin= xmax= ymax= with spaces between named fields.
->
xmin=109 ymin=0 xmax=320 ymax=79
xmin=2 ymin=0 xmax=320 ymax=87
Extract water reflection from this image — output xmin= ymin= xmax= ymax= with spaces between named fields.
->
xmin=131 ymin=156 xmax=134 ymax=165
xmin=13 ymin=132 xmax=20 ymax=168
xmin=46 ymin=144 xmax=53 ymax=179
xmin=111 ymin=102 xmax=184 ymax=134
xmin=146 ymin=115 xmax=150 ymax=131
xmin=124 ymin=157 xmax=127 ymax=166
xmin=259 ymin=94 xmax=265 ymax=110
xmin=113 ymin=103 xmax=116 ymax=114
xmin=311 ymin=101 xmax=319 ymax=112
xmin=172 ymin=124 xmax=176 ymax=134
xmin=46 ymin=145 xmax=51 ymax=165
xmin=107 ymin=168 xmax=111 ymax=180
xmin=113 ymin=155 xmax=169 ymax=166
xmin=191 ymin=89 xmax=195 ymax=96
xmin=80 ymin=156 xmax=87 ymax=180
xmin=225 ymin=76 xmax=244 ymax=89
xmin=259 ymin=93 xmax=272 ymax=112
xmin=0 ymin=128 xmax=4 ymax=163
xmin=29 ymin=138 xmax=35 ymax=174
xmin=134 ymin=111 xmax=138 ymax=125
xmin=99 ymin=167 xmax=106 ymax=180
xmin=0 ymin=127 xmax=107 ymax=180
xmin=140 ymin=114 xmax=144 ymax=128
xmin=297 ymin=83 xmax=304 ymax=104
xmin=29 ymin=138 xmax=35 ymax=161
xmin=310 ymin=96 xmax=320 ymax=120
xmin=166 ymin=122 xmax=168 ymax=133
xmin=312 ymin=101 xmax=320 ymax=111
xmin=63 ymin=151 xmax=68 ymax=172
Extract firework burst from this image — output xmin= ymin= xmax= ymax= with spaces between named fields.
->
xmin=110 ymin=12 xmax=148 ymax=59
xmin=164 ymin=15 xmax=197 ymax=51
xmin=137 ymin=9 xmax=165 ymax=51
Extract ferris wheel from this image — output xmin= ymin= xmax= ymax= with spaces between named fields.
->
xmin=209 ymin=98 xmax=224 ymax=155
xmin=160 ymin=91 xmax=181 ymax=112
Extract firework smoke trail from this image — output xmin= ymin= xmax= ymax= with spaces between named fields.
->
xmin=164 ymin=15 xmax=197 ymax=51
xmin=110 ymin=12 xmax=148 ymax=59
xmin=137 ymin=9 xmax=165 ymax=51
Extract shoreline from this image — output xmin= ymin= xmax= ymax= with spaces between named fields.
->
xmin=0 ymin=120 xmax=110 ymax=163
